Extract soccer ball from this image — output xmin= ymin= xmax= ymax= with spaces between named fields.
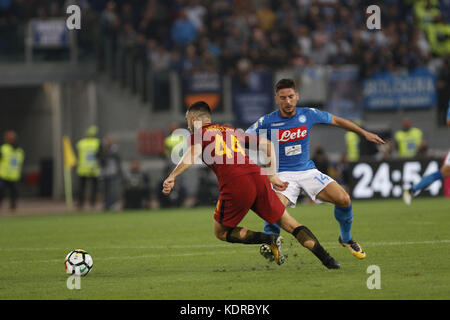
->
xmin=64 ymin=249 xmax=93 ymax=276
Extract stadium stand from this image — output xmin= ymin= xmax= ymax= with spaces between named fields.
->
xmin=1 ymin=0 xmax=447 ymax=69
xmin=0 ymin=0 xmax=449 ymax=211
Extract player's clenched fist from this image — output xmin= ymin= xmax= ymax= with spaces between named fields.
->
xmin=269 ymin=175 xmax=289 ymax=191
xmin=162 ymin=176 xmax=175 ymax=195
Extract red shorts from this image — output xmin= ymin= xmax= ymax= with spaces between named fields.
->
xmin=214 ymin=173 xmax=285 ymax=228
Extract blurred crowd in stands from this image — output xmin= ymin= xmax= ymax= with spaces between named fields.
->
xmin=1 ymin=0 xmax=450 ymax=75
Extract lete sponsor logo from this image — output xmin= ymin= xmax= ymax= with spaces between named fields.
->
xmin=278 ymin=127 xmax=307 ymax=143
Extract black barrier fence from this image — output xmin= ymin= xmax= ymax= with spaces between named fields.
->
xmin=348 ymin=157 xmax=445 ymax=199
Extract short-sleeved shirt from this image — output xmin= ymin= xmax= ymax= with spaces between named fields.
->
xmin=246 ymin=107 xmax=332 ymax=172
xmin=190 ymin=123 xmax=285 ymax=227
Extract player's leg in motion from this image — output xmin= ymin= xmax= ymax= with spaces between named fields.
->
xmin=262 ymin=192 xmax=290 ymax=235
xmin=403 ymin=162 xmax=450 ymax=205
xmin=316 ymin=181 xmax=366 ymax=259
xmin=212 ymin=174 xmax=287 ymax=265
xmin=215 ymin=215 xmax=340 ymax=269
xmin=213 ymin=221 xmax=286 ymax=265
xmin=276 ymin=210 xmax=340 ymax=269
xmin=260 ymin=194 xmax=287 ymax=261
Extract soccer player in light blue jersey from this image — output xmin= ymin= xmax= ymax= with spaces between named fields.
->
xmin=403 ymin=103 xmax=450 ymax=205
xmin=246 ymin=79 xmax=385 ymax=261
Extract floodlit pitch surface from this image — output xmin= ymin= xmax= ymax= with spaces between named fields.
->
xmin=0 ymin=198 xmax=449 ymax=300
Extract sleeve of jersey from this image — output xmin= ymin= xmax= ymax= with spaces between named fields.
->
xmin=245 ymin=123 xmax=258 ymax=135
xmin=245 ymin=116 xmax=266 ymax=135
xmin=447 ymin=104 xmax=450 ymax=121
xmin=309 ymin=108 xmax=332 ymax=124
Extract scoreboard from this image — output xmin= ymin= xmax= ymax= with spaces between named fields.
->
xmin=349 ymin=158 xmax=447 ymax=199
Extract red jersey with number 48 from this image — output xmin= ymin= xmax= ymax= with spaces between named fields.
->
xmin=190 ymin=124 xmax=262 ymax=189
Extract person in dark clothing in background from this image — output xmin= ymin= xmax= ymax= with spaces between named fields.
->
xmin=123 ymin=159 xmax=151 ymax=209
xmin=99 ymin=135 xmax=122 ymax=211
xmin=312 ymin=146 xmax=330 ymax=176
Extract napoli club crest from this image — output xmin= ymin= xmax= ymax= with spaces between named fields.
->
xmin=298 ymin=115 xmax=306 ymax=123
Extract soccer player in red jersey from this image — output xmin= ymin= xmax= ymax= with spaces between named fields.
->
xmin=162 ymin=101 xmax=340 ymax=269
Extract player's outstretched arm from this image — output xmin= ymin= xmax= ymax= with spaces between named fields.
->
xmin=162 ymin=144 xmax=202 ymax=195
xmin=331 ymin=115 xmax=385 ymax=145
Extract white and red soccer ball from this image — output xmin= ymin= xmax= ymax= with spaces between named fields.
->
xmin=64 ymin=249 xmax=93 ymax=276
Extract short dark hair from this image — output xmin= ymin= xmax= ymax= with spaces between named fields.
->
xmin=275 ymin=78 xmax=296 ymax=93
xmin=187 ymin=101 xmax=212 ymax=116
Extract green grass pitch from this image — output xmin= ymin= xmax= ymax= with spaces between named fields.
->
xmin=0 ymin=198 xmax=449 ymax=300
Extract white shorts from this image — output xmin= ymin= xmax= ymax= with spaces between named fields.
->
xmin=276 ymin=169 xmax=334 ymax=208
xmin=445 ymin=151 xmax=450 ymax=166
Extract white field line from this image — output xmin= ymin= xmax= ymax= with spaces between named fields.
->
xmin=0 ymin=243 xmax=232 ymax=251
xmin=0 ymin=240 xmax=449 ymax=265
xmin=1 ymin=239 xmax=449 ymax=252
xmin=0 ymin=250 xmax=242 ymax=265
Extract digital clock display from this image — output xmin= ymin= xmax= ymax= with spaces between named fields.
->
xmin=349 ymin=159 xmax=443 ymax=199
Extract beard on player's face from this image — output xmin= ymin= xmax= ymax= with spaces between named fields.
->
xmin=282 ymin=103 xmax=295 ymax=111
xmin=279 ymin=101 xmax=297 ymax=116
